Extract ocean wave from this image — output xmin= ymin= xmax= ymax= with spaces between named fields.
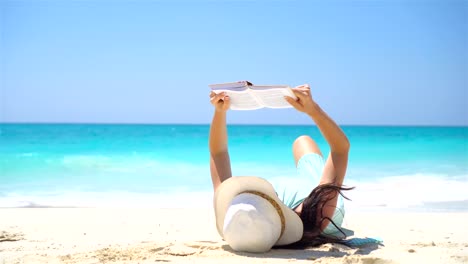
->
xmin=2 ymin=152 xmax=468 ymax=212
xmin=268 ymin=173 xmax=468 ymax=211
xmin=59 ymin=155 xmax=212 ymax=180
xmin=14 ymin=152 xmax=40 ymax=157
xmin=62 ymin=155 xmax=115 ymax=169
xmin=0 ymin=173 xmax=467 ymax=211
xmin=0 ymin=190 xmax=213 ymax=209
xmin=345 ymin=173 xmax=468 ymax=209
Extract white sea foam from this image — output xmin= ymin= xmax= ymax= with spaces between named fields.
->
xmin=0 ymin=190 xmax=213 ymax=209
xmin=1 ymin=173 xmax=467 ymax=212
xmin=2 ymin=153 xmax=467 ymax=211
xmin=268 ymin=173 xmax=468 ymax=212
xmin=345 ymin=173 xmax=468 ymax=210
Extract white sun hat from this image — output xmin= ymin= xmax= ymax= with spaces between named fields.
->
xmin=214 ymin=176 xmax=304 ymax=253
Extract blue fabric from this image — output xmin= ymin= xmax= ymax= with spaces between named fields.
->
xmin=341 ymin=237 xmax=383 ymax=247
xmin=289 ymin=154 xmax=383 ymax=247
xmin=296 ymin=153 xmax=346 ymax=238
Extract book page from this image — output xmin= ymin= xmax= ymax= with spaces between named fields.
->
xmin=213 ymin=89 xmax=262 ymax=110
xmin=250 ymin=87 xmax=297 ymax=109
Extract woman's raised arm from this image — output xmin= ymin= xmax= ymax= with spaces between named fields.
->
xmin=285 ymin=85 xmax=350 ymax=186
xmin=285 ymin=85 xmax=350 ymax=231
xmin=209 ymin=92 xmax=233 ymax=192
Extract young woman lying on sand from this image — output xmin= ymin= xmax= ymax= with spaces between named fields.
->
xmin=209 ymin=84 xmax=353 ymax=252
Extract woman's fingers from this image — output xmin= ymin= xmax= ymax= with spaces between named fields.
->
xmin=296 ymin=83 xmax=310 ymax=89
xmin=293 ymin=87 xmax=310 ymax=93
xmin=294 ymin=84 xmax=311 ymax=96
xmin=223 ymin=95 xmax=230 ymax=108
xmin=292 ymin=83 xmax=313 ymax=101
xmin=284 ymin=96 xmax=302 ymax=110
xmin=292 ymin=89 xmax=308 ymax=100
xmin=210 ymin=92 xmax=228 ymax=105
xmin=210 ymin=93 xmax=221 ymax=104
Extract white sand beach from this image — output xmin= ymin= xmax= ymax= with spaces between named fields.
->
xmin=1 ymin=208 xmax=467 ymax=264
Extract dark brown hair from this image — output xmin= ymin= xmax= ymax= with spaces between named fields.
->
xmin=276 ymin=184 xmax=354 ymax=249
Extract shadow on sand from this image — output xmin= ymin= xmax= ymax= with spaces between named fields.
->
xmin=221 ymin=242 xmax=383 ymax=262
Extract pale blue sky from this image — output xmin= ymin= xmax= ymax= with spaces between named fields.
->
xmin=1 ymin=0 xmax=467 ymax=125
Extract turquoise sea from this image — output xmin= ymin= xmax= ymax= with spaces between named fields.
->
xmin=0 ymin=124 xmax=467 ymax=211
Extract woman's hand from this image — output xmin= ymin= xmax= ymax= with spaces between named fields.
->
xmin=210 ymin=91 xmax=231 ymax=113
xmin=285 ymin=84 xmax=317 ymax=116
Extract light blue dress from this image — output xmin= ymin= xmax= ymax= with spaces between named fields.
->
xmin=281 ymin=153 xmax=346 ymax=239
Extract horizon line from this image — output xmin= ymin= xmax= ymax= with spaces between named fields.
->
xmin=0 ymin=122 xmax=467 ymax=128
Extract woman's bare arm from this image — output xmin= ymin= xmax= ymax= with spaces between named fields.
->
xmin=285 ymin=84 xmax=350 ymax=230
xmin=306 ymin=101 xmax=350 ymax=186
xmin=209 ymin=92 xmax=232 ymax=192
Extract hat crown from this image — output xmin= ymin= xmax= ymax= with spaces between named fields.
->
xmin=214 ymin=176 xmax=304 ymax=252
xmin=223 ymin=193 xmax=281 ymax=253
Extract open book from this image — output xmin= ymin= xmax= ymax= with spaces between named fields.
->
xmin=209 ymin=81 xmax=297 ymax=110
